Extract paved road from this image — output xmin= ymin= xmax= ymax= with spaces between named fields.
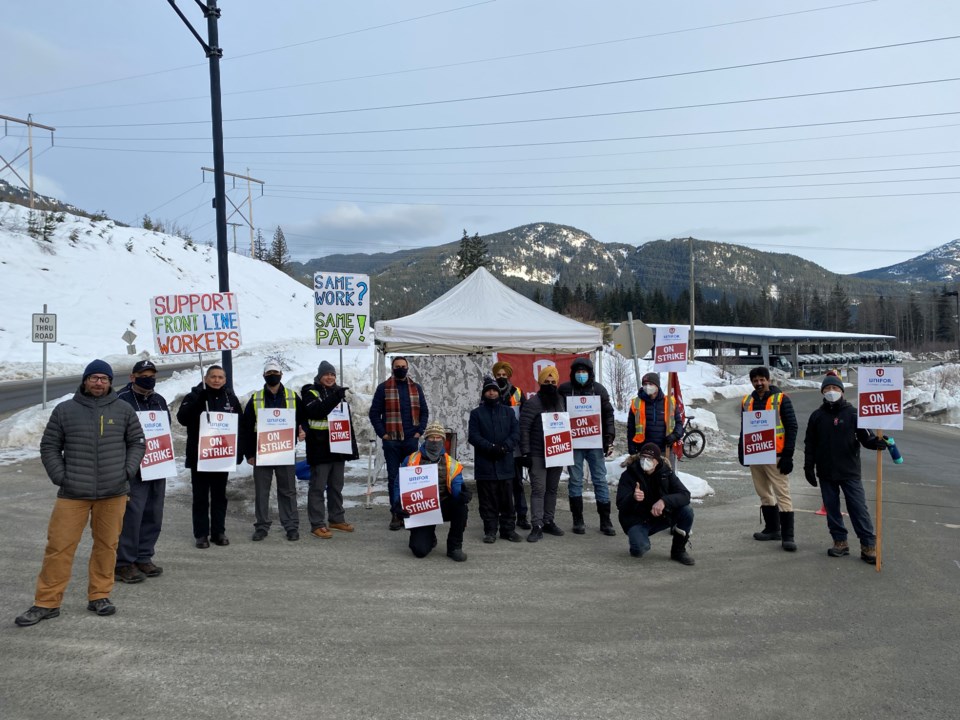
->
xmin=0 ymin=393 xmax=957 ymax=719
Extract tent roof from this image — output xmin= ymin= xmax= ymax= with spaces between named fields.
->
xmin=373 ymin=267 xmax=603 ymax=354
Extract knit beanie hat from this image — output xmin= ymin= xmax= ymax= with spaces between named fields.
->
xmin=641 ymin=372 xmax=661 ymax=387
xmin=492 ymin=361 xmax=513 ymax=378
xmin=424 ymin=420 xmax=446 ymax=439
xmin=821 ymin=375 xmax=844 ymax=391
xmin=317 ymin=360 xmax=337 ymax=378
xmin=481 ymin=375 xmax=500 ymax=394
xmin=83 ymin=359 xmax=113 ymax=380
xmin=537 ymin=365 xmax=559 ymax=384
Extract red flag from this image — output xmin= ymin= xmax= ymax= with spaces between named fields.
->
xmin=668 ymin=371 xmax=686 ymax=460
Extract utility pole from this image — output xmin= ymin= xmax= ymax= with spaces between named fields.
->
xmin=689 ymin=236 xmax=695 ymax=364
xmin=945 ymin=290 xmax=960 ymax=362
xmin=201 ymin=166 xmax=264 ymax=256
xmin=0 ymin=113 xmax=56 ymax=210
xmin=227 ymin=221 xmax=242 ymax=254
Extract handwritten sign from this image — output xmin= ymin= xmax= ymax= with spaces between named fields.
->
xmin=742 ymin=409 xmax=777 ymax=465
xmin=136 ymin=411 xmax=176 ymax=481
xmin=653 ymin=326 xmax=689 ymax=373
xmin=542 ymin=412 xmax=574 ymax=467
xmin=568 ymin=395 xmax=602 ymax=449
xmin=400 ymin=463 xmax=444 ymax=528
xmin=857 ymin=366 xmax=903 ymax=431
xmin=151 ymin=293 xmax=241 ymax=355
xmin=313 ymin=272 xmax=370 ymax=348
xmin=328 ymin=402 xmax=353 ymax=454
xmin=256 ymin=407 xmax=297 ymax=466
xmin=197 ymin=412 xmax=239 ymax=472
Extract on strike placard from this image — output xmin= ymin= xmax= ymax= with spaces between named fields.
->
xmin=542 ymin=412 xmax=574 ymax=467
xmin=256 ymin=407 xmax=297 ymax=466
xmin=136 ymin=411 xmax=176 ymax=481
xmin=653 ymin=326 xmax=689 ymax=373
xmin=197 ymin=412 xmax=239 ymax=472
xmin=328 ymin=402 xmax=353 ymax=454
xmin=742 ymin=409 xmax=777 ymax=465
xmin=399 ymin=464 xmax=444 ymax=528
xmin=151 ymin=293 xmax=241 ymax=355
xmin=568 ymin=396 xmax=602 ymax=449
xmin=314 ymin=272 xmax=371 ymax=348
xmin=857 ymin=366 xmax=903 ymax=431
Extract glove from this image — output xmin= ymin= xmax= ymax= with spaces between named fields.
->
xmin=337 ymin=386 xmax=350 ymax=400
xmin=804 ymin=467 xmax=818 ymax=487
xmin=776 ymin=455 xmax=793 ymax=476
xmin=397 ymin=508 xmax=411 ymax=519
xmin=517 ymin=455 xmax=532 ymax=469
xmin=457 ymin=486 xmax=473 ymax=505
xmin=869 ymin=435 xmax=889 ymax=451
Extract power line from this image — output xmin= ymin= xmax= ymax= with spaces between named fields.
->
xmin=141 ymin=182 xmax=205 ymax=218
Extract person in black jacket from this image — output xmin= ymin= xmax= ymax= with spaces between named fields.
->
xmin=176 ymin=365 xmax=242 ymax=549
xmin=493 ymin=360 xmax=530 ymax=530
xmin=558 ymin=356 xmax=616 ymax=537
xmin=804 ymin=374 xmax=888 ymax=565
xmin=301 ymin=360 xmax=358 ymax=540
xmin=616 ymin=443 xmax=694 ymax=565
xmin=468 ymin=376 xmax=520 ymax=543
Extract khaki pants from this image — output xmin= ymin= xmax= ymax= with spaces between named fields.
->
xmin=34 ymin=495 xmax=127 ymax=608
xmin=750 ymin=464 xmax=793 ymax=512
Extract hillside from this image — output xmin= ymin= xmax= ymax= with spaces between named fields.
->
xmin=853 ymin=238 xmax=960 ymax=284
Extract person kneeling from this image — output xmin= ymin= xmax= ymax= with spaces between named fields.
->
xmin=402 ymin=421 xmax=472 ymax=562
xmin=615 ymin=443 xmax=695 ymax=566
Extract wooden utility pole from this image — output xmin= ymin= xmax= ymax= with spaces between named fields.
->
xmin=0 ymin=113 xmax=56 ymax=209
xmin=201 ymin=165 xmax=264 ymax=256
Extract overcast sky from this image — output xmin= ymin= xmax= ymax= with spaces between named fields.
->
xmin=3 ymin=0 xmax=958 ymax=273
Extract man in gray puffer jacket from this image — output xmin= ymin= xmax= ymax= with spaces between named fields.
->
xmin=15 ymin=359 xmax=145 ymax=627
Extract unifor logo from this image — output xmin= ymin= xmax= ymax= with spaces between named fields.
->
xmin=415 ymin=466 xmax=423 ymax=475
xmin=876 ymin=368 xmax=885 ymax=377
xmin=553 ymin=413 xmax=559 ymax=420
xmin=149 ymin=412 xmax=156 ymax=421
xmin=755 ymin=412 xmax=762 ymax=419
xmin=216 ymin=413 xmax=223 ymax=421
xmin=669 ymin=326 xmax=676 ymax=333
xmin=580 ymin=396 xmax=586 ymax=403
xmin=273 ymin=409 xmax=281 ymax=417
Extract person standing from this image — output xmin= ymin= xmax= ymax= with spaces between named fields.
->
xmin=738 ymin=366 xmax=799 ymax=552
xmin=468 ymin=376 xmax=521 ymax=543
xmin=518 ymin=365 xmax=566 ymax=542
xmin=302 ymin=360 xmax=358 ymax=540
xmin=401 ymin=421 xmax=472 ymax=562
xmin=176 ymin=364 xmax=242 ymax=549
xmin=15 ymin=360 xmax=145 ymax=627
xmin=558 ymin=357 xmax=617 ymax=537
xmin=615 ymin=443 xmax=695 ymax=566
xmin=493 ymin=360 xmax=530 ymax=530
xmin=804 ymin=374 xmax=888 ymax=564
xmin=369 ymin=356 xmax=429 ymax=531
xmin=115 ymin=359 xmax=170 ymax=583
xmin=627 ymin=372 xmax=683 ymax=458
xmin=241 ymin=360 xmax=305 ymax=542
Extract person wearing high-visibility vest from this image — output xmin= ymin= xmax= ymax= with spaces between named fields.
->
xmin=241 ymin=360 xmax=306 ymax=542
xmin=400 ymin=420 xmax=472 ymax=562
xmin=627 ymin=372 xmax=683 ymax=458
xmin=492 ymin=360 xmax=530 ymax=530
xmin=737 ymin=367 xmax=799 ymax=552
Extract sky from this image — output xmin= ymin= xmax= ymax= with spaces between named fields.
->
xmin=2 ymin=0 xmax=959 ymax=273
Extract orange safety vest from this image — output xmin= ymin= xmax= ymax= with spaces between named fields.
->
xmin=630 ymin=395 xmax=676 ymax=445
xmin=741 ymin=392 xmax=786 ymax=453
xmin=406 ymin=452 xmax=462 ymax=493
xmin=506 ymin=387 xmax=523 ymax=406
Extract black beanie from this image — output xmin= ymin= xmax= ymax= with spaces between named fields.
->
xmin=83 ymin=359 xmax=113 ymax=380
xmin=317 ymin=361 xmax=337 ymax=378
xmin=821 ymin=375 xmax=844 ymax=391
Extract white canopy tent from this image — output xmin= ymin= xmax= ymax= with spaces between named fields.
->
xmin=373 ymin=267 xmax=602 ymax=355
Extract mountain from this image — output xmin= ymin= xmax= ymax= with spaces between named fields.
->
xmin=0 ymin=178 xmax=106 ymax=222
xmin=852 ymin=238 xmax=960 ymax=284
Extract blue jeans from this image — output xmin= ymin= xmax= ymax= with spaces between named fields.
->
xmin=819 ymin=476 xmax=876 ymax=545
xmin=567 ymin=448 xmax=610 ymax=503
xmin=383 ymin=437 xmax=419 ymax=515
xmin=626 ymin=505 xmax=694 ymax=557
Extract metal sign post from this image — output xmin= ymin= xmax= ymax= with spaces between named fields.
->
xmin=32 ymin=304 xmax=57 ymax=408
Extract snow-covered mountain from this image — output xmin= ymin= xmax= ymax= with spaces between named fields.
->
xmin=853 ymin=238 xmax=960 ymax=284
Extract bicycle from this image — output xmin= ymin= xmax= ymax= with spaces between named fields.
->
xmin=680 ymin=417 xmax=706 ymax=459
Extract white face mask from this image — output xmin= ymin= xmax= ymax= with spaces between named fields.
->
xmin=643 ymin=384 xmax=658 ymax=397
xmin=640 ymin=458 xmax=657 ymax=472
xmin=823 ymin=390 xmax=842 ymax=403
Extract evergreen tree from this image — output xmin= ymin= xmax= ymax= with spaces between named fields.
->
xmin=253 ymin=228 xmax=267 ymax=261
xmin=268 ymin=226 xmax=291 ymax=271
xmin=454 ymin=229 xmax=490 ymax=279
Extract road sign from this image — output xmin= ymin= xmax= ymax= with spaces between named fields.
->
xmin=611 ymin=320 xmax=653 ymax=360
xmin=32 ymin=313 xmax=57 ymax=343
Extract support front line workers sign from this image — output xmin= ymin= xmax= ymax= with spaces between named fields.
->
xmin=568 ymin=396 xmax=602 ymax=449
xmin=196 ymin=412 xmax=239 ymax=472
xmin=857 ymin=366 xmax=903 ymax=431
xmin=542 ymin=412 xmax=574 ymax=467
xmin=652 ymin=326 xmax=689 ymax=373
xmin=256 ymin=408 xmax=297 ymax=466
xmin=136 ymin=411 xmax=176 ymax=481
xmin=741 ymin=409 xmax=777 ymax=465
xmin=151 ymin=293 xmax=241 ymax=355
xmin=399 ymin=464 xmax=444 ymax=528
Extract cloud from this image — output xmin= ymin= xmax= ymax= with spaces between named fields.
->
xmin=286 ymin=203 xmax=446 ymax=257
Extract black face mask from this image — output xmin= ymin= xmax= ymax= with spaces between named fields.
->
xmin=393 ymin=367 xmax=408 ymax=380
xmin=483 ymin=395 xmax=499 ymax=408
xmin=134 ymin=376 xmax=156 ymax=390
xmin=264 ymin=375 xmax=282 ymax=387
xmin=496 ymin=377 xmax=509 ymax=389
xmin=539 ymin=384 xmax=558 ymax=397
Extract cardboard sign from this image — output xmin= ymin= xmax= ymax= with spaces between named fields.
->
xmin=742 ymin=409 xmax=777 ymax=465
xmin=400 ymin=463 xmax=444 ymax=528
xmin=328 ymin=402 xmax=353 ymax=454
xmin=314 ymin=272 xmax=371 ymax=348
xmin=151 ymin=293 xmax=241 ymax=355
xmin=542 ymin=412 xmax=574 ymax=467
xmin=857 ymin=366 xmax=904 ymax=431
xmin=197 ymin=412 xmax=239 ymax=472
xmin=136 ymin=411 xmax=176 ymax=481
xmin=256 ymin=407 xmax=297 ymax=466
xmin=653 ymin=326 xmax=689 ymax=373
xmin=568 ymin=395 xmax=602 ymax=449
xmin=494 ymin=352 xmax=591 ymax=399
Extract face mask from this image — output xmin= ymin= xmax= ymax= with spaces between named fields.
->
xmin=264 ymin=375 xmax=282 ymax=387
xmin=643 ymin=384 xmax=658 ymax=397
xmin=393 ymin=367 xmax=408 ymax=380
xmin=575 ymin=372 xmax=589 ymax=385
xmin=823 ymin=390 xmax=842 ymax=403
xmin=539 ymin=384 xmax=558 ymax=396
xmin=424 ymin=439 xmax=444 ymax=460
xmin=640 ymin=458 xmax=657 ymax=472
xmin=496 ymin=377 xmax=509 ymax=389
xmin=134 ymin=376 xmax=156 ymax=390
xmin=483 ymin=395 xmax=499 ymax=407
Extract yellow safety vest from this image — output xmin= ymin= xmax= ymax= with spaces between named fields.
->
xmin=407 ymin=452 xmax=462 ymax=493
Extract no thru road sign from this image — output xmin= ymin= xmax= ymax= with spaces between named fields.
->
xmin=32 ymin=313 xmax=57 ymax=343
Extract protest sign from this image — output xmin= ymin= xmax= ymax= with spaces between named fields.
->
xmin=653 ymin=326 xmax=689 ymax=372
xmin=857 ymin=366 xmax=904 ymax=431
xmin=151 ymin=293 xmax=241 ymax=355
xmin=400 ymin=464 xmax=444 ymax=528
xmin=568 ymin=396 xmax=602 ymax=449
xmin=197 ymin=412 xmax=239 ymax=472
xmin=741 ymin=409 xmax=777 ymax=465
xmin=136 ymin=411 xmax=176 ymax=481
xmin=314 ymin=272 xmax=371 ymax=348
xmin=542 ymin=412 xmax=574 ymax=467
xmin=256 ymin=408 xmax=297 ymax=466
xmin=328 ymin=402 xmax=353 ymax=454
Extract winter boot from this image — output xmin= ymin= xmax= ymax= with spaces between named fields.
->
xmin=670 ymin=528 xmax=695 ymax=566
xmin=753 ymin=505 xmax=781 ymax=541
xmin=860 ymin=544 xmax=877 ymax=565
xmin=597 ymin=501 xmax=617 ymax=537
xmin=827 ymin=539 xmax=850 ymax=557
xmin=569 ymin=497 xmax=586 ymax=534
xmin=779 ymin=511 xmax=797 ymax=552
xmin=446 ymin=543 xmax=467 ymax=562
xmin=527 ymin=525 xmax=544 ymax=543
xmin=516 ymin=514 xmax=531 ymax=530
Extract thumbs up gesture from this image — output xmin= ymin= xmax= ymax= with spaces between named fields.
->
xmin=634 ymin=482 xmax=644 ymax=502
